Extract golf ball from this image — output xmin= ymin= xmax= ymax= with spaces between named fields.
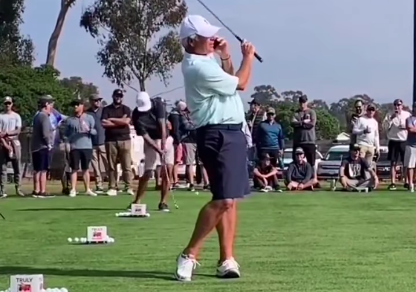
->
xmin=74 ymin=237 xmax=79 ymax=242
xmin=145 ymin=213 xmax=150 ymax=217
xmin=195 ymin=191 xmax=199 ymax=195
xmin=80 ymin=237 xmax=87 ymax=243
xmin=67 ymin=238 xmax=72 ymax=243
xmin=60 ymin=288 xmax=68 ymax=292
xmin=115 ymin=213 xmax=119 ymax=217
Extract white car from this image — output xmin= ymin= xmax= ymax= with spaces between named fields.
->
xmin=281 ymin=147 xmax=323 ymax=170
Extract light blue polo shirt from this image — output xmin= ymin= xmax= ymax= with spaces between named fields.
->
xmin=181 ymin=53 xmax=245 ymax=128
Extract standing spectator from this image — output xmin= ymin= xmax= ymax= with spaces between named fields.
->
xmin=101 ymin=89 xmax=133 ymax=196
xmin=352 ymin=104 xmax=380 ymax=165
xmin=253 ymin=153 xmax=279 ymax=191
xmin=65 ymin=97 xmax=97 ymax=197
xmin=256 ymin=107 xmax=284 ymax=171
xmin=175 ymin=15 xmax=255 ymax=281
xmin=285 ymin=147 xmax=315 ymax=191
xmin=404 ymin=113 xmax=416 ymax=192
xmin=86 ymin=94 xmax=108 ymax=192
xmin=31 ymin=95 xmax=54 ymax=197
xmin=246 ymin=99 xmax=266 ymax=143
xmin=339 ymin=144 xmax=379 ymax=191
xmin=382 ymin=99 xmax=410 ymax=190
xmin=168 ymin=101 xmax=184 ymax=188
xmin=291 ymin=95 xmax=318 ymax=184
xmin=349 ymin=99 xmax=365 ymax=146
xmin=179 ymin=103 xmax=199 ymax=191
xmin=0 ymin=97 xmax=24 ymax=197
xmin=131 ymin=92 xmax=174 ymax=211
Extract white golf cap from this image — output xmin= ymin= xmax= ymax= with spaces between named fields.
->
xmin=179 ymin=15 xmax=221 ymax=39
xmin=136 ymin=92 xmax=151 ymax=112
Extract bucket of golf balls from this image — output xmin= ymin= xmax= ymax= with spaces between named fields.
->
xmin=67 ymin=236 xmax=115 ymax=244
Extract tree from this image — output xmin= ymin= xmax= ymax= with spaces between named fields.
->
xmin=309 ymin=99 xmax=329 ymax=111
xmin=250 ymin=85 xmax=280 ymax=105
xmin=46 ymin=0 xmax=77 ymax=66
xmin=80 ymin=0 xmax=187 ymax=91
xmin=60 ymin=76 xmax=99 ymax=99
xmin=281 ymin=90 xmax=306 ymax=103
xmin=0 ymin=0 xmax=34 ymax=66
xmin=0 ymin=65 xmax=73 ymax=125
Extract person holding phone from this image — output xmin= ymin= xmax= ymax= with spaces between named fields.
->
xmin=382 ymin=99 xmax=411 ymax=190
xmin=64 ymin=97 xmax=97 ymax=197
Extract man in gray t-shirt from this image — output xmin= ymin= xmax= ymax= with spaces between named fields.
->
xmin=31 ymin=95 xmax=54 ymax=197
xmin=404 ymin=115 xmax=416 ymax=191
xmin=0 ymin=96 xmax=24 ymax=197
xmin=291 ymin=95 xmax=318 ymax=183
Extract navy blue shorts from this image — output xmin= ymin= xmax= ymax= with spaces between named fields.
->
xmin=32 ymin=148 xmax=51 ymax=172
xmin=196 ymin=124 xmax=250 ymax=201
xmin=69 ymin=149 xmax=93 ymax=171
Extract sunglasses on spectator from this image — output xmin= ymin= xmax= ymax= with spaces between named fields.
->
xmin=4 ymin=102 xmax=11 ymax=106
xmin=394 ymin=103 xmax=402 ymax=107
xmin=94 ymin=99 xmax=103 ymax=102
xmin=367 ymin=108 xmax=375 ymax=112
xmin=113 ymin=94 xmax=123 ymax=98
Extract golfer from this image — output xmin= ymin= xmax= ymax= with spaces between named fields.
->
xmin=174 ymin=14 xmax=255 ymax=282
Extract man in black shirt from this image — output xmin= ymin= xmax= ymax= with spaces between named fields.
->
xmin=285 ymin=147 xmax=315 ymax=191
xmin=339 ymin=144 xmax=379 ymax=190
xmin=131 ymin=92 xmax=174 ymax=211
xmin=101 ymin=89 xmax=132 ymax=196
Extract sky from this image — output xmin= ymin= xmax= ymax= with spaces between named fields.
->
xmin=21 ymin=0 xmax=414 ymax=108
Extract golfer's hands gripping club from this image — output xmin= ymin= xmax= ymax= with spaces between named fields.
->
xmin=241 ymin=41 xmax=256 ymax=61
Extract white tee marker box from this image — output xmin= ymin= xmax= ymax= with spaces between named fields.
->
xmin=87 ymin=226 xmax=108 ymax=243
xmin=10 ymin=274 xmax=44 ymax=292
xmin=131 ymin=204 xmax=147 ymax=216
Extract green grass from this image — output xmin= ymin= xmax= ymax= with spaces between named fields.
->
xmin=2 ymin=184 xmax=416 ymax=291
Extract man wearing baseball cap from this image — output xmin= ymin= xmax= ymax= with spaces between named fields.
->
xmin=131 ymin=92 xmax=173 ymax=211
xmin=382 ymin=99 xmax=411 ymax=190
xmin=101 ymin=89 xmax=133 ymax=196
xmin=0 ymin=96 xmax=24 ymax=197
xmin=175 ymin=14 xmax=256 ymax=281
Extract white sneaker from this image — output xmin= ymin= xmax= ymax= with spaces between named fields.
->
xmin=107 ymin=189 xmax=117 ymax=196
xmin=410 ymin=185 xmax=414 ymax=193
xmin=174 ymin=254 xmax=200 ymax=282
xmin=126 ymin=188 xmax=134 ymax=196
xmin=69 ymin=189 xmax=77 ymax=197
xmin=85 ymin=189 xmax=98 ymax=196
xmin=216 ymin=258 xmax=241 ymax=278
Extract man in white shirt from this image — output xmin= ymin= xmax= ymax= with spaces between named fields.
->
xmin=352 ymin=104 xmax=380 ymax=165
xmin=382 ymin=99 xmax=410 ymax=190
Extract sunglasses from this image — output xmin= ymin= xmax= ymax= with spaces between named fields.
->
xmin=295 ymin=153 xmax=304 ymax=156
xmin=394 ymin=103 xmax=402 ymax=107
xmin=367 ymin=108 xmax=375 ymax=111
xmin=94 ymin=99 xmax=103 ymax=102
xmin=113 ymin=95 xmax=123 ymax=98
xmin=4 ymin=102 xmax=11 ymax=106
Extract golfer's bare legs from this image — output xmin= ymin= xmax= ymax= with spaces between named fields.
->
xmin=217 ymin=200 xmax=237 ymax=261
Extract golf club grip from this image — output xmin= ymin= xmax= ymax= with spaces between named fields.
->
xmin=235 ymin=35 xmax=263 ymax=63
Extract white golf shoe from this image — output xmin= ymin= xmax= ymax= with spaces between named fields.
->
xmin=174 ymin=254 xmax=199 ymax=282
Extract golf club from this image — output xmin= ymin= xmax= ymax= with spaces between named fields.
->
xmin=162 ymin=157 xmax=179 ymax=209
xmin=196 ymin=0 xmax=263 ymax=63
xmin=0 ymin=212 xmax=5 ymax=220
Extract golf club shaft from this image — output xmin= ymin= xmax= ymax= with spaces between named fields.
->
xmin=196 ymin=0 xmax=263 ymax=63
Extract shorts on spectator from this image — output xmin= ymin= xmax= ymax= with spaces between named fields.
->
xmin=69 ymin=149 xmax=93 ymax=171
xmin=174 ymin=143 xmax=183 ymax=164
xmin=358 ymin=145 xmax=375 ymax=164
xmin=32 ymin=148 xmax=50 ymax=172
xmin=144 ymin=136 xmax=174 ymax=170
xmin=404 ymin=145 xmax=416 ymax=168
xmin=388 ymin=140 xmax=406 ymax=163
xmin=197 ymin=124 xmax=250 ymax=201
xmin=183 ymin=143 xmax=197 ymax=165
xmin=293 ymin=143 xmax=316 ymax=167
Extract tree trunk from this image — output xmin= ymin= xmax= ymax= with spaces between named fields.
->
xmin=139 ymin=79 xmax=146 ymax=92
xmin=46 ymin=1 xmax=74 ymax=66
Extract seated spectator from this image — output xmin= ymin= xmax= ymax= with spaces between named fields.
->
xmin=285 ymin=147 xmax=314 ymax=191
xmin=339 ymin=144 xmax=379 ymax=191
xmin=253 ymin=153 xmax=281 ymax=192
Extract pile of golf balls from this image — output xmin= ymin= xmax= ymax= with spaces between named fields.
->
xmin=67 ymin=236 xmax=115 ymax=243
xmin=0 ymin=288 xmax=68 ymax=292
xmin=115 ymin=212 xmax=150 ymax=217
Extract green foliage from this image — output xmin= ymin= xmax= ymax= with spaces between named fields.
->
xmin=60 ymin=76 xmax=99 ymax=99
xmin=0 ymin=65 xmax=73 ymax=125
xmin=0 ymin=0 xmax=34 ymax=66
xmin=80 ymin=0 xmax=187 ymax=91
